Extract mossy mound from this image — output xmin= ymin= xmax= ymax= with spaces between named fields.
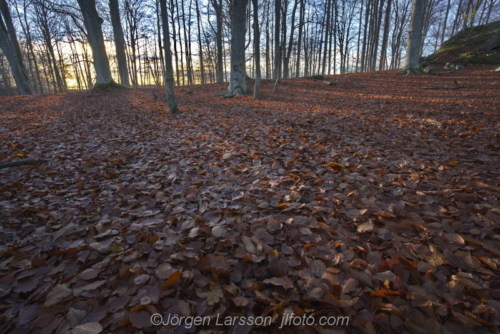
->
xmin=425 ymin=20 xmax=500 ymax=66
xmin=92 ymin=81 xmax=128 ymax=91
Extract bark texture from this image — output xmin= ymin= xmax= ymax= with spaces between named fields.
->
xmin=228 ymin=0 xmax=249 ymax=95
xmin=404 ymin=0 xmax=426 ymax=70
xmin=77 ymin=0 xmax=114 ymax=85
xmin=160 ymin=0 xmax=180 ymax=114
xmin=0 ymin=0 xmax=32 ymax=95
xmin=109 ymin=0 xmax=130 ymax=86
xmin=252 ymin=0 xmax=261 ymax=99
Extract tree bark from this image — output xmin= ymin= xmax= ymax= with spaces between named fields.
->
xmin=295 ymin=0 xmax=305 ymax=77
xmin=379 ymin=0 xmax=392 ymax=70
xmin=252 ymin=0 xmax=261 ymax=99
xmin=404 ymin=0 xmax=426 ymax=70
xmin=273 ymin=0 xmax=281 ymax=90
xmin=211 ymin=0 xmax=224 ymax=83
xmin=228 ymin=0 xmax=249 ymax=95
xmin=195 ymin=0 xmax=205 ymax=84
xmin=76 ymin=0 xmax=114 ymax=85
xmin=109 ymin=0 xmax=130 ymax=86
xmin=0 ymin=0 xmax=32 ymax=95
xmin=160 ymin=0 xmax=180 ymax=113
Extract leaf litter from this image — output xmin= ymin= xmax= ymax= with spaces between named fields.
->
xmin=0 ymin=66 xmax=500 ymax=333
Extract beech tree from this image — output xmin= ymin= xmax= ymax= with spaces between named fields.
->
xmin=404 ymin=0 xmax=426 ymax=71
xmin=227 ymin=0 xmax=249 ymax=95
xmin=76 ymin=0 xmax=114 ymax=86
xmin=252 ymin=0 xmax=261 ymax=98
xmin=159 ymin=0 xmax=180 ymax=114
xmin=109 ymin=0 xmax=130 ymax=87
xmin=0 ymin=0 xmax=31 ymax=95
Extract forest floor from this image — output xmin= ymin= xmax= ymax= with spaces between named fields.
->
xmin=1 ymin=65 xmax=500 ymax=334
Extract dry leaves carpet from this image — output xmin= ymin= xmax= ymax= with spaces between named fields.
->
xmin=1 ymin=66 xmax=500 ymax=334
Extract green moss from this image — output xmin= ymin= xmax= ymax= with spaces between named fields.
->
xmin=92 ymin=81 xmax=128 ymax=91
xmin=428 ymin=20 xmax=500 ymax=66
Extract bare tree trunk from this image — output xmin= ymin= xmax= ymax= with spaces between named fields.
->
xmin=360 ymin=0 xmax=370 ymax=72
xmin=159 ymin=0 xmax=180 ymax=114
xmin=109 ymin=0 xmax=130 ymax=86
xmin=175 ymin=0 xmax=185 ymax=85
xmin=195 ymin=0 xmax=205 ymax=84
xmin=165 ymin=0 xmax=178 ymax=86
xmin=76 ymin=0 xmax=114 ymax=85
xmin=322 ymin=0 xmax=331 ymax=75
xmin=154 ymin=1 xmax=165 ymax=85
xmin=379 ymin=0 xmax=392 ymax=70
xmin=228 ymin=0 xmax=249 ymax=94
xmin=211 ymin=0 xmax=224 ymax=83
xmin=181 ymin=0 xmax=193 ymax=85
xmin=284 ymin=0 xmax=298 ymax=79
xmin=451 ymin=0 xmax=464 ymax=36
xmin=370 ymin=0 xmax=384 ymax=71
xmin=265 ymin=1 xmax=270 ymax=79
xmin=252 ymin=0 xmax=261 ymax=99
xmin=404 ymin=0 xmax=426 ymax=70
xmin=0 ymin=0 xmax=32 ymax=94
xmin=440 ymin=0 xmax=451 ymax=45
xmin=273 ymin=0 xmax=280 ymax=91
xmin=295 ymin=0 xmax=305 ymax=77
xmin=36 ymin=1 xmax=64 ymax=93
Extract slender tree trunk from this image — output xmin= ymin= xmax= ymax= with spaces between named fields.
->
xmin=0 ymin=0 xmax=32 ymax=94
xmin=451 ymin=0 xmax=464 ymax=36
xmin=76 ymin=0 xmax=114 ymax=85
xmin=370 ymin=0 xmax=384 ymax=71
xmin=360 ymin=0 xmax=370 ymax=72
xmin=181 ymin=0 xmax=193 ymax=85
xmin=228 ymin=0 xmax=249 ymax=94
xmin=440 ymin=0 xmax=451 ymax=45
xmin=379 ymin=0 xmax=392 ymax=70
xmin=175 ymin=0 xmax=185 ymax=85
xmin=160 ymin=0 xmax=180 ymax=113
xmin=273 ymin=0 xmax=281 ymax=90
xmin=155 ymin=1 xmax=165 ymax=85
xmin=252 ymin=0 xmax=261 ymax=98
xmin=284 ymin=0 xmax=298 ymax=79
xmin=211 ymin=0 xmax=224 ymax=83
xmin=265 ymin=2 xmax=270 ymax=79
xmin=295 ymin=0 xmax=305 ymax=77
xmin=109 ymin=0 xmax=130 ymax=86
xmin=195 ymin=0 xmax=205 ymax=84
xmin=355 ymin=0 xmax=363 ymax=72
xmin=168 ymin=0 xmax=180 ymax=85
xmin=322 ymin=0 xmax=331 ymax=75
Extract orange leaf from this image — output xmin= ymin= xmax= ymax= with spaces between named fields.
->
xmin=314 ymin=178 xmax=323 ymax=184
xmin=370 ymin=289 xmax=405 ymax=297
xmin=261 ymin=181 xmax=269 ymax=186
xmin=276 ymin=203 xmax=289 ymax=208
xmin=447 ymin=160 xmax=459 ymax=166
xmin=325 ymin=162 xmax=345 ymax=169
xmin=130 ymin=305 xmax=145 ymax=313
xmin=199 ymin=171 xmax=206 ymax=175
xmin=148 ymin=235 xmax=159 ymax=243
xmin=161 ymin=271 xmax=181 ymax=289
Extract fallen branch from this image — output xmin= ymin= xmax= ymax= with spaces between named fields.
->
xmin=0 ymin=159 xmax=49 ymax=169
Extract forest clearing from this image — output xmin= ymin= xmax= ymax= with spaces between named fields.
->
xmin=1 ymin=65 xmax=500 ymax=333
